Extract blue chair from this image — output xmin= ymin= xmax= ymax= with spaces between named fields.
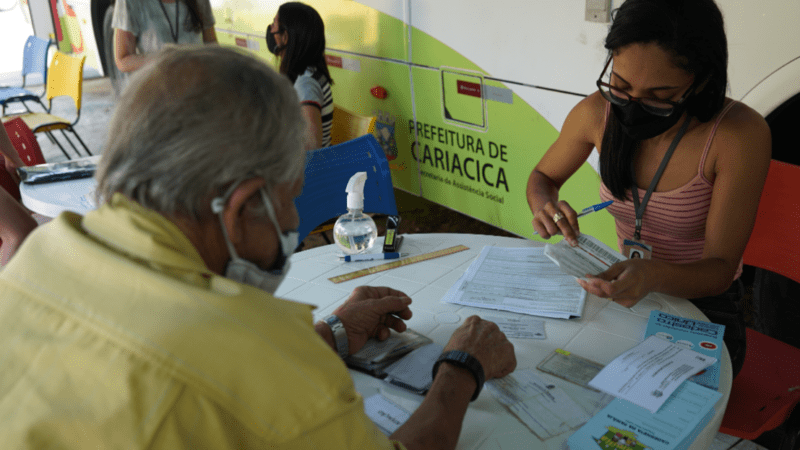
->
xmin=0 ymin=36 xmax=51 ymax=115
xmin=295 ymin=134 xmax=398 ymax=244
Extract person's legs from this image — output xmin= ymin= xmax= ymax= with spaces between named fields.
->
xmin=0 ymin=188 xmax=37 ymax=265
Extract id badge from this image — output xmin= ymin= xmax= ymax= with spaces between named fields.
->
xmin=623 ymin=238 xmax=652 ymax=259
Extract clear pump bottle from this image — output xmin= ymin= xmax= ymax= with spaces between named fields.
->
xmin=333 ymin=172 xmax=378 ymax=254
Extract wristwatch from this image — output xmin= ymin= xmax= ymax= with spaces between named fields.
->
xmin=322 ymin=314 xmax=349 ymax=359
xmin=431 ymin=350 xmax=485 ymax=401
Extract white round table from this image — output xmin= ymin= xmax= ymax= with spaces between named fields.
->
xmin=19 ymin=176 xmax=98 ymax=217
xmin=277 ymin=233 xmax=732 ymax=450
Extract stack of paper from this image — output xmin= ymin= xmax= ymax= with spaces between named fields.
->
xmin=568 ymin=335 xmax=722 ymax=450
xmin=485 ymin=369 xmax=593 ymax=439
xmin=643 ymin=311 xmax=725 ymax=390
xmin=587 ymin=336 xmax=717 ymax=413
xmin=567 ymin=381 xmax=721 ymax=450
xmin=382 ymin=342 xmax=443 ymax=394
xmin=345 ymin=329 xmax=432 ymax=377
xmin=441 ymin=246 xmax=587 ymax=319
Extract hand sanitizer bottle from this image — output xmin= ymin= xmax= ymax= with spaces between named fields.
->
xmin=333 ymin=171 xmax=378 ymax=255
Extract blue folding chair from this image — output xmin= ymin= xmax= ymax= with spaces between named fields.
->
xmin=0 ymin=36 xmax=51 ymax=115
xmin=295 ymin=134 xmax=398 ymax=244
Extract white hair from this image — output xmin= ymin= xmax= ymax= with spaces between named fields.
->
xmin=96 ymin=45 xmax=305 ymax=218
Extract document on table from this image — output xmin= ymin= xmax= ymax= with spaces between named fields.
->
xmin=480 ymin=314 xmax=546 ymax=339
xmin=383 ymin=343 xmax=443 ymax=394
xmin=441 ymin=246 xmax=587 ymax=319
xmin=544 ymin=233 xmax=627 ymax=278
xmin=485 ymin=369 xmax=592 ymax=439
xmin=588 ymin=335 xmax=717 ymax=413
xmin=363 ymin=393 xmax=412 ymax=435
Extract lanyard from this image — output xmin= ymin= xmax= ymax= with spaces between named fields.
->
xmin=158 ymin=0 xmax=180 ymax=43
xmin=630 ymin=115 xmax=692 ymax=240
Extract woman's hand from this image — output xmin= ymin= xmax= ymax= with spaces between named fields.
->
xmin=531 ymin=200 xmax=580 ymax=246
xmin=576 ymin=259 xmax=659 ymax=307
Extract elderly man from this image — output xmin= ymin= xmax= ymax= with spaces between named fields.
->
xmin=0 ymin=46 xmax=516 ymax=449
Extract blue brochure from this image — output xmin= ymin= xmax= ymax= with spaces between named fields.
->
xmin=643 ymin=311 xmax=724 ymax=391
xmin=568 ymin=380 xmax=721 ymax=450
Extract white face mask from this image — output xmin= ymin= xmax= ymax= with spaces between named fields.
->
xmin=211 ymin=186 xmax=299 ymax=294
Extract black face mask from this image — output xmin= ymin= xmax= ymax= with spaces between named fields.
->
xmin=611 ymin=101 xmax=688 ymax=141
xmin=266 ymin=28 xmax=284 ymax=55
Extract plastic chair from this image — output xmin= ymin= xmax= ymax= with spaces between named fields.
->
xmin=0 ymin=36 xmax=51 ymax=115
xmin=295 ymin=134 xmax=398 ymax=244
xmin=3 ymin=118 xmax=46 ymax=167
xmin=718 ymin=160 xmax=800 ymax=447
xmin=330 ymin=105 xmax=377 ymax=147
xmin=3 ymin=52 xmax=92 ymax=160
xmin=741 ymin=160 xmax=800 ymax=284
xmin=0 ymin=119 xmax=47 ymax=202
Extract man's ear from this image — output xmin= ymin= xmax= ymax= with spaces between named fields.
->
xmin=221 ymin=177 xmax=266 ymax=245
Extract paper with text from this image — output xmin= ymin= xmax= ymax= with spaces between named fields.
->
xmin=485 ymin=369 xmax=591 ymax=439
xmin=588 ymin=335 xmax=717 ymax=413
xmin=481 ymin=314 xmax=546 ymax=339
xmin=363 ymin=393 xmax=412 ymax=435
xmin=544 ymin=233 xmax=627 ymax=278
xmin=442 ymin=246 xmax=586 ymax=319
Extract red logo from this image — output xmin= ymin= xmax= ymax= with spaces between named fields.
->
xmin=700 ymin=341 xmax=717 ymax=350
xmin=457 ymin=80 xmax=481 ymax=98
xmin=325 ymin=55 xmax=343 ymax=69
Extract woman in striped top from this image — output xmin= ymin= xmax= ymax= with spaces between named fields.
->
xmin=267 ymin=2 xmax=333 ymax=149
xmin=526 ymin=0 xmax=771 ymax=376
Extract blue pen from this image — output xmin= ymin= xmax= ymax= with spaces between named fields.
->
xmin=533 ymin=200 xmax=613 ymax=235
xmin=340 ymin=252 xmax=409 ymax=262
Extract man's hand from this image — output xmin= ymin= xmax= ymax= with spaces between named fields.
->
xmin=443 ymin=316 xmax=516 ymax=380
xmin=332 ymin=286 xmax=413 ymax=355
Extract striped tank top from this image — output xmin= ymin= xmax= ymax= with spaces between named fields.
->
xmin=294 ymin=67 xmax=334 ymax=147
xmin=599 ymin=101 xmax=741 ymax=274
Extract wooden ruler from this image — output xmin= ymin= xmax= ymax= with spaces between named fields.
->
xmin=328 ymin=245 xmax=470 ymax=283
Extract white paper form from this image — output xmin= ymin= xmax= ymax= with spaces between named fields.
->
xmin=544 ymin=233 xmax=627 ymax=278
xmin=363 ymin=393 xmax=412 ymax=435
xmin=485 ymin=370 xmax=592 ymax=439
xmin=588 ymin=335 xmax=717 ymax=413
xmin=481 ymin=314 xmax=546 ymax=339
xmin=441 ymin=246 xmax=587 ymax=319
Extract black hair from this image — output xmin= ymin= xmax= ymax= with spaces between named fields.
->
xmin=599 ymin=0 xmax=728 ymax=200
xmin=276 ymin=2 xmax=333 ymax=85
xmin=181 ymin=0 xmax=206 ymax=34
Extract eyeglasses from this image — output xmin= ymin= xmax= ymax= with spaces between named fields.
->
xmin=596 ymin=58 xmax=694 ymax=117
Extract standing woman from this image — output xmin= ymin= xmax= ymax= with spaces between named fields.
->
xmin=267 ymin=2 xmax=333 ymax=149
xmin=526 ymin=0 xmax=771 ymax=377
xmin=113 ymin=0 xmax=217 ymax=74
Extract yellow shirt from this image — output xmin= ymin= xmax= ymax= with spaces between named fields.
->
xmin=0 ymin=194 xmax=401 ymax=449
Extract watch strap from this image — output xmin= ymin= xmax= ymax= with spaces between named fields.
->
xmin=322 ymin=315 xmax=349 ymax=358
xmin=432 ymin=350 xmax=485 ymax=401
